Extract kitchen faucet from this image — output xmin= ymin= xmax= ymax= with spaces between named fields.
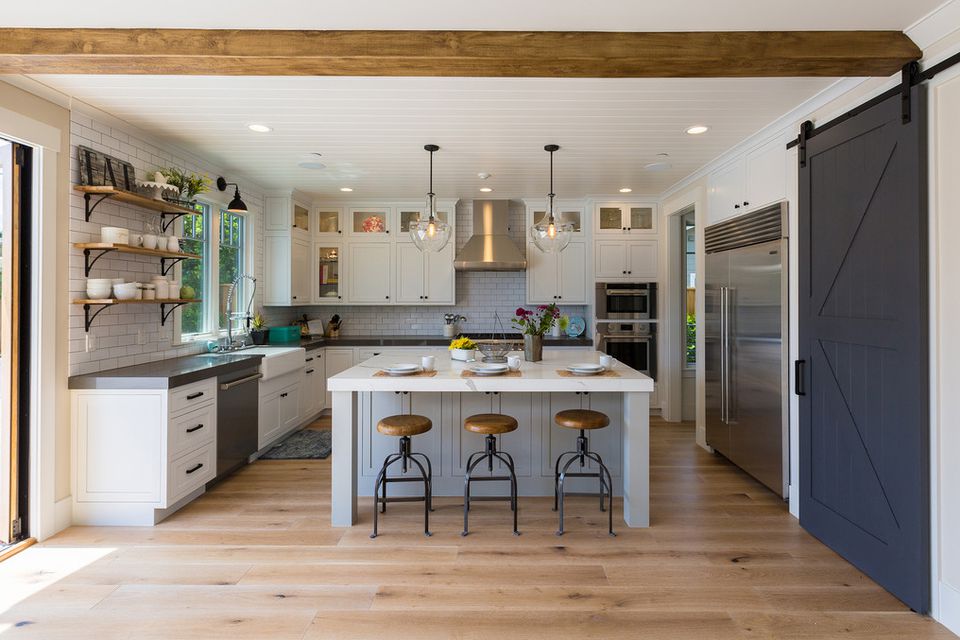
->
xmin=223 ymin=274 xmax=257 ymax=351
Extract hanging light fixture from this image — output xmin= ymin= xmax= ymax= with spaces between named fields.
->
xmin=410 ymin=144 xmax=453 ymax=252
xmin=530 ymin=144 xmax=573 ymax=253
xmin=216 ymin=176 xmax=247 ymax=213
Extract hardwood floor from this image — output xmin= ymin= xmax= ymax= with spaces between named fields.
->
xmin=0 ymin=418 xmax=953 ymax=639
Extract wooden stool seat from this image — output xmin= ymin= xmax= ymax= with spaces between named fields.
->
xmin=464 ymin=413 xmax=519 ymax=435
xmin=377 ymin=414 xmax=432 ymax=437
xmin=554 ymin=409 xmax=610 ymax=430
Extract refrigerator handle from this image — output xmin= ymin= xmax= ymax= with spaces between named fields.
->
xmin=720 ymin=286 xmax=727 ymax=423
xmin=794 ymin=360 xmax=806 ymax=396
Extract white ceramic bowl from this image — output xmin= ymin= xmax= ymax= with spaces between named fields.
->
xmin=86 ymin=279 xmax=113 ymax=299
xmin=101 ymin=226 xmax=129 ymax=245
xmin=113 ymin=282 xmax=138 ymax=300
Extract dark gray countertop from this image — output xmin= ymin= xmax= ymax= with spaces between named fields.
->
xmin=68 ymin=353 xmax=263 ymax=390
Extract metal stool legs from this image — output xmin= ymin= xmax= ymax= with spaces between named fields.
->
xmin=462 ymin=434 xmax=519 ymax=536
xmin=553 ymin=430 xmax=615 ymax=537
xmin=370 ymin=435 xmax=433 ymax=539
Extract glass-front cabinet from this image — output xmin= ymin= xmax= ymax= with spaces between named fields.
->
xmin=595 ymin=202 xmax=658 ymax=235
xmin=313 ymin=243 xmax=343 ymax=303
xmin=525 ymin=202 xmax=584 ymax=235
xmin=315 ymin=208 xmax=343 ymax=235
xmin=397 ymin=207 xmax=451 ymax=239
xmin=349 ymin=208 xmax=391 ymax=237
xmin=293 ymin=202 xmax=311 ymax=233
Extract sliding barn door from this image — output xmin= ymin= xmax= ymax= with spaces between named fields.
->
xmin=798 ymin=87 xmax=929 ymax=612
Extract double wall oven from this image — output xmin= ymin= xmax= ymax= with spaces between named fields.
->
xmin=596 ymin=282 xmax=657 ymax=378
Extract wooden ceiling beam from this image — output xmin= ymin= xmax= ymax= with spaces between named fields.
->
xmin=0 ymin=29 xmax=920 ymax=77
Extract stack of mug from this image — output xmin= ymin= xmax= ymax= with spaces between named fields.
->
xmin=101 ymin=226 xmax=181 ymax=252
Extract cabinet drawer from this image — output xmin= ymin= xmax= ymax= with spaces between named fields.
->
xmin=169 ymin=379 xmax=216 ymax=416
xmin=167 ymin=443 xmax=216 ymax=504
xmin=168 ymin=403 xmax=216 ymax=461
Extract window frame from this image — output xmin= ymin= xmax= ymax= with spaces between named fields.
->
xmin=174 ymin=199 xmax=254 ymax=344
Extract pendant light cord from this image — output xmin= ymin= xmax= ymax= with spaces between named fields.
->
xmin=428 ymin=147 xmax=436 ymax=221
xmin=548 ymin=147 xmax=556 ymax=222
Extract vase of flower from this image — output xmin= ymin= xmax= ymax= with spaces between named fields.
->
xmin=523 ymin=334 xmax=543 ymax=362
xmin=513 ymin=304 xmax=559 ymax=362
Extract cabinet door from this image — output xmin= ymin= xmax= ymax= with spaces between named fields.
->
xmin=301 ymin=365 xmax=323 ymax=417
xmin=396 ymin=243 xmax=426 ymax=303
xmin=627 ymin=205 xmax=656 ymax=234
xmin=594 ymin=240 xmax=629 ymax=279
xmin=290 ymin=237 xmax=311 ymax=304
xmin=627 ymin=240 xmax=659 ymax=279
xmin=596 ymin=205 xmax=626 ymax=234
xmin=558 ymin=242 xmax=587 ymax=303
xmin=708 ymin=159 xmax=746 ymax=225
xmin=325 ymin=348 xmax=356 ymax=406
xmin=542 ymin=393 xmax=585 ymax=475
xmin=348 ymin=243 xmax=392 ymax=303
xmin=362 ymin=391 xmax=406 ymax=477
xmin=584 ymin=392 xmax=623 ymax=478
xmin=292 ymin=201 xmax=311 ymax=234
xmin=496 ymin=393 xmax=534 ymax=477
xmin=258 ymin=392 xmax=281 ymax=449
xmin=264 ymin=195 xmax=291 ymax=231
xmin=744 ymin=137 xmax=787 ymax=211
xmin=526 ymin=242 xmax=557 ymax=303
xmin=313 ymin=243 xmax=343 ymax=303
xmin=453 ymin=393 xmax=497 ymax=475
xmin=425 ymin=242 xmax=455 ymax=304
xmin=263 ymin=234 xmax=291 ymax=305
xmin=315 ymin=208 xmax=344 ymax=236
xmin=279 ymin=382 xmax=301 ymax=431
xmin=349 ymin=208 xmax=391 ymax=238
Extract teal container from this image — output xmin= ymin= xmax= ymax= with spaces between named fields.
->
xmin=268 ymin=325 xmax=301 ymax=343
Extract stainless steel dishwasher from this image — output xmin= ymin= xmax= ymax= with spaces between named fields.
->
xmin=214 ymin=366 xmax=262 ymax=481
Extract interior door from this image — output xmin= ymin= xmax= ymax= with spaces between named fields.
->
xmin=704 ymin=251 xmax=729 ymax=456
xmin=728 ymin=239 xmax=786 ymax=496
xmin=799 ymin=87 xmax=929 ymax=611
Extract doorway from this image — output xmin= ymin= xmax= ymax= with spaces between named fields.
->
xmin=0 ymin=137 xmax=33 ymax=547
xmin=679 ymin=208 xmax=697 ymax=421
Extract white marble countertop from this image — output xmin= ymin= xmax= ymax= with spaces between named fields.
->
xmin=327 ymin=348 xmax=654 ymax=393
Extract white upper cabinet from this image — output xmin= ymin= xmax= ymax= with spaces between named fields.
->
xmin=315 ymin=207 xmax=344 ymax=237
xmin=707 ymin=136 xmax=788 ymax=225
xmin=396 ymin=241 xmax=455 ymax=304
xmin=313 ymin=243 xmax=343 ymax=303
xmin=595 ymin=239 xmax=658 ymax=280
xmin=594 ymin=202 xmax=657 ymax=235
xmin=265 ymin=195 xmax=312 ymax=234
xmin=396 ymin=204 xmax=454 ymax=242
xmin=526 ymin=203 xmax=585 ymax=235
xmin=290 ymin=236 xmax=311 ymax=304
xmin=348 ymin=243 xmax=392 ymax=303
xmin=527 ymin=241 xmax=588 ymax=304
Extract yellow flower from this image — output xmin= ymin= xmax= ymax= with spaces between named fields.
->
xmin=448 ymin=337 xmax=477 ymax=350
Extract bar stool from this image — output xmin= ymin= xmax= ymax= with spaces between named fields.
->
xmin=552 ymin=409 xmax=615 ymax=537
xmin=461 ymin=413 xmax=520 ymax=536
xmin=370 ymin=414 xmax=434 ymax=539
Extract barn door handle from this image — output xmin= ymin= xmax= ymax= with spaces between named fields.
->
xmin=794 ymin=360 xmax=806 ymax=396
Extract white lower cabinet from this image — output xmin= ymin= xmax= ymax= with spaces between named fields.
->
xmin=300 ymin=350 xmax=326 ymax=418
xmin=258 ymin=372 xmax=303 ymax=449
xmin=71 ymin=377 xmax=218 ymax=526
xmin=324 ymin=348 xmax=357 ymax=406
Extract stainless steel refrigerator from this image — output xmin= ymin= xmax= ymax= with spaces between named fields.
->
xmin=704 ymin=203 xmax=789 ymax=498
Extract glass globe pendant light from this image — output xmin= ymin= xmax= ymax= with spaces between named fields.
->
xmin=530 ymin=144 xmax=573 ymax=253
xmin=410 ymin=144 xmax=453 ymax=252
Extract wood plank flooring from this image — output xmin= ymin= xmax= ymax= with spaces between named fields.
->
xmin=0 ymin=418 xmax=954 ymax=639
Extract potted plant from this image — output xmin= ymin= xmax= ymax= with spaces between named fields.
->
xmin=448 ymin=336 xmax=478 ymax=361
xmin=249 ymin=311 xmax=268 ymax=345
xmin=552 ymin=313 xmax=570 ymax=338
xmin=513 ymin=304 xmax=560 ymax=361
xmin=154 ymin=168 xmax=210 ymax=203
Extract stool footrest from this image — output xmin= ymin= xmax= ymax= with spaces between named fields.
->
xmin=379 ymin=496 xmax=427 ymax=504
xmin=463 ymin=475 xmax=512 ymax=483
xmin=464 ymin=495 xmax=514 ymax=502
xmin=382 ymin=476 xmax=425 ymax=484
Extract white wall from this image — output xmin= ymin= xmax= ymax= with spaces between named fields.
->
xmin=929 ymin=63 xmax=960 ymax=636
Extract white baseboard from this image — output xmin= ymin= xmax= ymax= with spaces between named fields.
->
xmin=938 ymin=580 xmax=960 ymax=636
xmin=53 ymin=496 xmax=72 ymax=535
xmin=789 ymin=483 xmax=800 ymax=519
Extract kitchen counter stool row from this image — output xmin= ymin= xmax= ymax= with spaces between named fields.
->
xmin=370 ymin=406 xmax=616 ymax=538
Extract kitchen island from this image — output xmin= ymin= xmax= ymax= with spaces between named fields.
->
xmin=327 ymin=349 xmax=654 ymax=528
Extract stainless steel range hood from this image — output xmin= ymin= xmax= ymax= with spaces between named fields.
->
xmin=454 ymin=200 xmax=527 ymax=271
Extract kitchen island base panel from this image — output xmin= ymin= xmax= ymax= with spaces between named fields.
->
xmin=331 ymin=392 xmax=650 ymax=528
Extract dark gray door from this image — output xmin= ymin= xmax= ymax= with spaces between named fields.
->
xmin=798 ymin=87 xmax=929 ymax=612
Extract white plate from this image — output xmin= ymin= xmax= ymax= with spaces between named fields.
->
xmin=568 ymin=363 xmax=605 ymax=372
xmin=383 ymin=364 xmax=421 ymax=376
xmin=469 ymin=363 xmax=509 ymax=376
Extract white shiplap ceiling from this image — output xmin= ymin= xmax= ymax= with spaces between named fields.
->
xmin=33 ymin=75 xmax=839 ymax=199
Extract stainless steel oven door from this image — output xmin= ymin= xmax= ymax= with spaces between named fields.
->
xmin=595 ymin=283 xmax=654 ymax=320
xmin=598 ymin=335 xmax=655 ymax=378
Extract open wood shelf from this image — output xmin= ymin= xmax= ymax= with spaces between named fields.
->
xmin=73 ymin=242 xmax=201 ymax=277
xmin=72 ymin=298 xmax=202 ymax=332
xmin=73 ymin=185 xmax=200 ymax=231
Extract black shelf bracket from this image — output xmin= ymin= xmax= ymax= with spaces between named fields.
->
xmin=160 ymin=211 xmax=190 ymax=233
xmin=160 ymin=302 xmax=190 ymax=326
xmin=82 ymin=247 xmax=118 ymax=277
xmin=160 ymin=256 xmax=188 ymax=276
xmin=83 ymin=192 xmax=112 ymax=222
xmin=82 ymin=303 xmax=110 ymax=332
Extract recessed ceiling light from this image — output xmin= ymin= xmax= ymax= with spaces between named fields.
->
xmin=686 ymin=125 xmax=709 ymax=135
xmin=619 ymin=187 xmax=632 ymax=193
xmin=298 ymin=153 xmax=325 ymax=170
xmin=477 ymin=172 xmax=492 ymax=180
xmin=339 ymin=187 xmax=353 ymax=192
xmin=644 ymin=162 xmax=673 ymax=172
xmin=479 ymin=187 xmax=493 ymax=193
xmin=247 ymin=124 xmax=272 ymax=133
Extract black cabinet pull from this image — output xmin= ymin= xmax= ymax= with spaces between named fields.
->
xmin=280 ymin=392 xmax=288 ymax=398
xmin=743 ymin=201 xmax=750 ymax=206
xmin=306 ymin=368 xmax=315 ymax=374
xmin=186 ymin=463 xmax=203 ymax=474
xmin=186 ymin=392 xmax=204 ymax=400
xmin=622 ymin=270 xmax=626 ymax=274
xmin=185 ymin=424 xmax=204 ymax=433
xmin=338 ymin=230 xmax=342 ymax=234
xmin=627 ymin=227 xmax=631 ymax=231
xmin=338 ymin=295 xmax=342 ymax=299
xmin=734 ymin=204 xmax=740 ymax=209
xmin=306 ymin=357 xmax=314 ymax=362
xmin=794 ymin=360 xmax=807 ymax=396
xmin=385 ymin=296 xmax=389 ymax=299
xmin=621 ymin=227 xmax=626 ymax=231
